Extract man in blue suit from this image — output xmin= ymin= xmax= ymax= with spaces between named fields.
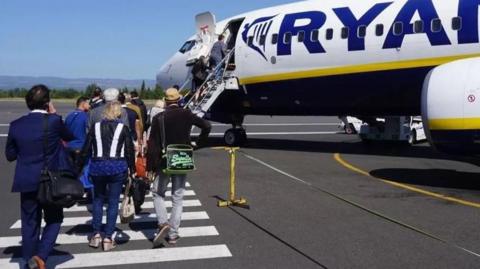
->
xmin=5 ymin=85 xmax=74 ymax=269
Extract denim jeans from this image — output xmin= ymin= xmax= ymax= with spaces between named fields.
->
xmin=152 ymin=171 xmax=187 ymax=238
xmin=91 ymin=172 xmax=126 ymax=239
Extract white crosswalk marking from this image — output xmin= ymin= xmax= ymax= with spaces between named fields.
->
xmin=120 ymin=190 xmax=196 ymax=199
xmin=10 ymin=211 xmax=209 ymax=229
xmin=0 ymin=245 xmax=232 ymax=269
xmin=64 ymin=199 xmax=202 ymax=212
xmin=0 ymin=226 xmax=219 ymax=248
xmin=1 ymin=181 xmax=231 ymax=268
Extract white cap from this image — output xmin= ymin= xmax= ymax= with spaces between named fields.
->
xmin=103 ymin=88 xmax=119 ymax=102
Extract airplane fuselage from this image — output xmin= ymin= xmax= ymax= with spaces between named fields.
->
xmin=201 ymin=0 xmax=480 ymax=118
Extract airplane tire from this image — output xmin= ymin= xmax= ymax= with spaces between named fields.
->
xmin=224 ymin=128 xmax=247 ymax=146
xmin=349 ymin=123 xmax=357 ymax=134
xmin=408 ymin=129 xmax=417 ymax=145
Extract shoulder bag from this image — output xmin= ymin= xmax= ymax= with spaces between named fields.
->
xmin=37 ymin=115 xmax=85 ymax=208
xmin=160 ymin=112 xmax=195 ymax=174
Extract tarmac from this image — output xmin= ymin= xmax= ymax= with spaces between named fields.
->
xmin=0 ymin=100 xmax=480 ymax=268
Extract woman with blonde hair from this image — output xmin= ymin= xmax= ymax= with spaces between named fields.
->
xmin=80 ymin=101 xmax=136 ymax=251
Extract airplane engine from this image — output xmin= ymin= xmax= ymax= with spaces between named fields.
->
xmin=422 ymin=57 xmax=480 ymax=155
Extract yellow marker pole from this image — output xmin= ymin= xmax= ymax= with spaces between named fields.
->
xmin=229 ymin=148 xmax=236 ymax=202
xmin=212 ymin=147 xmax=248 ymax=207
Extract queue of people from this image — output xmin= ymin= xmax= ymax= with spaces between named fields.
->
xmin=5 ymin=85 xmax=211 ymax=269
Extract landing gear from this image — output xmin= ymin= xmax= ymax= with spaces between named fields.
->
xmin=408 ymin=129 xmax=417 ymax=145
xmin=224 ymin=128 xmax=247 ymax=146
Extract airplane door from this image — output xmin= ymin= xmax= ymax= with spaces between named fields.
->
xmin=186 ymin=12 xmax=217 ymax=65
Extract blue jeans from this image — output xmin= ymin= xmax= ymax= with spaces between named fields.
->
xmin=91 ymin=173 xmax=126 ymax=238
xmin=152 ymin=171 xmax=187 ymax=238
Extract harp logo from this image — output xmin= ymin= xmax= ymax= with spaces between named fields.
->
xmin=242 ymin=15 xmax=277 ymax=61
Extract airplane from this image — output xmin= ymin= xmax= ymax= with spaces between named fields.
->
xmin=156 ymin=0 xmax=480 ymax=155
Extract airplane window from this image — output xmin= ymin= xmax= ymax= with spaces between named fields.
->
xmin=311 ymin=29 xmax=319 ymax=42
xmin=178 ymin=40 xmax=196 ymax=54
xmin=357 ymin=25 xmax=367 ymax=38
xmin=248 ymin=36 xmax=254 ymax=46
xmin=431 ymin=18 xmax=442 ymax=33
xmin=271 ymin=34 xmax=279 ymax=44
xmin=326 ymin=28 xmax=333 ymax=40
xmin=376 ymin=24 xmax=384 ymax=36
xmin=298 ymin=31 xmax=305 ymax=42
xmin=284 ymin=32 xmax=292 ymax=44
xmin=260 ymin=35 xmax=266 ymax=46
xmin=452 ymin=17 xmax=462 ymax=31
xmin=414 ymin=20 xmax=424 ymax=33
xmin=341 ymin=27 xmax=349 ymax=39
xmin=393 ymin=22 xmax=403 ymax=36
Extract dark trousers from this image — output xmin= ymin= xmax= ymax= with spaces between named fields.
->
xmin=91 ymin=173 xmax=126 ymax=239
xmin=20 ymin=192 xmax=63 ymax=262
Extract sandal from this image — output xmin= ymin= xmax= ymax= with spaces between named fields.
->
xmin=102 ymin=238 xmax=116 ymax=251
xmin=88 ymin=233 xmax=102 ymax=248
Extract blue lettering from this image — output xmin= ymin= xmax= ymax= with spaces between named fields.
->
xmin=278 ymin=11 xmax=326 ymax=56
xmin=458 ymin=0 xmax=480 ymax=44
xmin=383 ymin=0 xmax=451 ymax=49
xmin=333 ymin=2 xmax=392 ymax=51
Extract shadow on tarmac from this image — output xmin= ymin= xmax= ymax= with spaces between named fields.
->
xmin=203 ymin=137 xmax=480 ymax=166
xmin=370 ymin=168 xmax=480 ymax=190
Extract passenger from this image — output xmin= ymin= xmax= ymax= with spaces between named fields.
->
xmin=125 ymin=93 xmax=144 ymax=146
xmin=87 ymin=88 xmax=130 ymax=131
xmin=191 ymin=56 xmax=209 ymax=103
xmin=209 ymin=34 xmax=227 ymax=71
xmin=65 ymin=96 xmax=93 ymax=199
xmin=118 ymin=93 xmax=140 ymax=142
xmin=5 ymin=84 xmax=74 ymax=269
xmin=80 ymin=101 xmax=136 ymax=251
xmin=149 ymin=100 xmax=165 ymax=122
xmin=147 ymin=88 xmax=211 ymax=247
xmin=130 ymin=91 xmax=148 ymax=130
xmin=89 ymin=87 xmax=104 ymax=110
xmin=146 ymin=100 xmax=165 ymax=139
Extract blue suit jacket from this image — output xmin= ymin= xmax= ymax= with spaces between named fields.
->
xmin=5 ymin=112 xmax=74 ymax=193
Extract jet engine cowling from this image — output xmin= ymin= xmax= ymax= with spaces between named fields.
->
xmin=422 ymin=57 xmax=480 ymax=155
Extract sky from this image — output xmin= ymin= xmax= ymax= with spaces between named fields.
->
xmin=0 ymin=0 xmax=299 ymax=80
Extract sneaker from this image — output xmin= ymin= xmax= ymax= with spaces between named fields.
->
xmin=165 ymin=235 xmax=180 ymax=245
xmin=28 ymin=256 xmax=45 ymax=269
xmin=152 ymin=224 xmax=170 ymax=247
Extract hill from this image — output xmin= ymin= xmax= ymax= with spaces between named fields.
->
xmin=0 ymin=75 xmax=156 ymax=90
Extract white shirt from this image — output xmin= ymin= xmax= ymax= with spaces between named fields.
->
xmin=30 ymin=109 xmax=48 ymax=114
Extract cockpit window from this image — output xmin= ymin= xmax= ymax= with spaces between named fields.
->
xmin=179 ymin=40 xmax=196 ymax=53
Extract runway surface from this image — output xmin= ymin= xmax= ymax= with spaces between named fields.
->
xmin=0 ymin=100 xmax=479 ymax=268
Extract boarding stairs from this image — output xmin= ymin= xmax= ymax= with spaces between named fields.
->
xmin=184 ymin=48 xmax=236 ymax=118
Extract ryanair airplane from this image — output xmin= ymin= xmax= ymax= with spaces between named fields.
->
xmin=156 ymin=0 xmax=480 ymax=155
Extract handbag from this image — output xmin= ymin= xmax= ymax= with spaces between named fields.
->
xmin=160 ymin=112 xmax=195 ymax=175
xmin=132 ymin=177 xmax=149 ymax=212
xmin=135 ymin=148 xmax=147 ymax=178
xmin=37 ymin=115 xmax=85 ymax=208
xmin=120 ymin=177 xmax=135 ymax=223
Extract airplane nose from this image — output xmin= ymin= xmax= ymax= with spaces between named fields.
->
xmin=156 ymin=64 xmax=173 ymax=90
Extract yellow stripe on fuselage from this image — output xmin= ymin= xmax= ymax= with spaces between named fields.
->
xmin=429 ymin=118 xmax=480 ymax=130
xmin=239 ymin=53 xmax=480 ymax=85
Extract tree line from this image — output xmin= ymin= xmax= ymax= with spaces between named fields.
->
xmin=0 ymin=81 xmax=167 ymax=100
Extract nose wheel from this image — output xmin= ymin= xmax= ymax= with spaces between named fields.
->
xmin=224 ymin=128 xmax=247 ymax=146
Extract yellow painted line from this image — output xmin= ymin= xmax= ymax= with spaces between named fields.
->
xmin=429 ymin=118 xmax=480 ymax=130
xmin=333 ymin=153 xmax=480 ymax=209
xmin=239 ymin=53 xmax=480 ymax=85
